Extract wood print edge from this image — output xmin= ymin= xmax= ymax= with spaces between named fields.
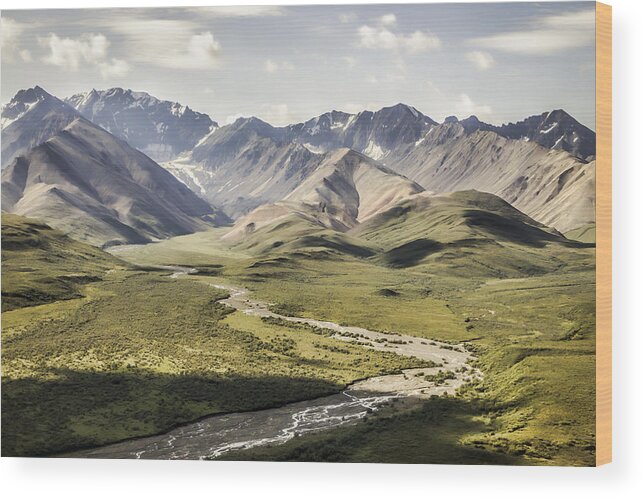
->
xmin=595 ymin=1 xmax=612 ymax=467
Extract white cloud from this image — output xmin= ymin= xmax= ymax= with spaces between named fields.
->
xmin=366 ymin=73 xmax=406 ymax=85
xmin=359 ymin=26 xmax=397 ymax=50
xmin=358 ymin=24 xmax=441 ymax=53
xmin=542 ymin=9 xmax=596 ymax=30
xmin=470 ymin=8 xmax=595 ymax=55
xmin=186 ymin=32 xmax=222 ymax=68
xmin=109 ymin=20 xmax=222 ymax=69
xmin=404 ymin=31 xmax=442 ymax=53
xmin=2 ymin=17 xmax=30 ymax=62
xmin=466 ymin=51 xmax=495 ymax=70
xmin=426 ymin=79 xmax=445 ymax=100
xmin=111 ymin=18 xmax=197 ymax=38
xmin=98 ymin=58 xmax=130 ymax=78
xmin=39 ymin=33 xmax=108 ymax=70
xmin=455 ymin=93 xmax=493 ymax=121
xmin=420 ymin=81 xmax=493 ymax=122
xmin=264 ymin=60 xmax=278 ymax=73
xmin=38 ymin=33 xmax=130 ymax=79
xmin=386 ymin=73 xmax=407 ymax=83
xmin=380 ymin=14 xmax=397 ymax=26
xmin=263 ymin=59 xmax=294 ymax=73
xmin=19 ymin=49 xmax=32 ymax=62
xmin=1 ymin=17 xmax=23 ymax=48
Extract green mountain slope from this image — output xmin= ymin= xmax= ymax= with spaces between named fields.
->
xmin=1 ymin=213 xmax=123 ymax=311
xmin=225 ymin=189 xmax=589 ymax=278
xmin=564 ymin=223 xmax=596 ymax=243
xmin=229 ymin=208 xmax=378 ymax=258
xmin=349 ymin=190 xmax=586 ymax=276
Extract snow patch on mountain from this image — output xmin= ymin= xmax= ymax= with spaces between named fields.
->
xmin=1 ymin=98 xmax=42 ymax=129
xmin=363 ymin=141 xmax=386 ymax=161
xmin=162 ymin=158 xmax=213 ymax=196
xmin=302 ymin=143 xmax=325 ymax=154
xmin=540 ymin=122 xmax=558 ymax=134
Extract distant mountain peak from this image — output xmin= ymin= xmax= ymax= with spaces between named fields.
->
xmin=225 ymin=116 xmax=278 ymax=138
xmin=5 ymin=85 xmax=53 ymax=107
xmin=24 ymin=85 xmax=48 ymax=97
xmin=374 ymin=103 xmax=436 ymax=124
xmin=233 ymin=116 xmax=270 ymax=127
xmin=458 ymin=115 xmax=491 ymax=133
xmin=386 ymin=102 xmax=419 ymax=114
xmin=462 ymin=115 xmax=481 ymax=123
xmin=546 ymin=108 xmax=572 ymax=119
xmin=494 ymin=109 xmax=595 ymax=160
xmin=70 ymin=87 xmax=163 ymax=108
xmin=64 ymin=88 xmax=217 ymax=162
xmin=1 ymin=86 xmax=81 ymax=166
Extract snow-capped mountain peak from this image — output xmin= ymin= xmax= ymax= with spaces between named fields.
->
xmin=494 ymin=109 xmax=595 ymax=160
xmin=1 ymin=86 xmax=82 ymax=168
xmin=281 ymin=103 xmax=437 ymax=163
xmin=64 ymin=88 xmax=218 ymax=162
xmin=1 ymin=86 xmax=65 ymax=129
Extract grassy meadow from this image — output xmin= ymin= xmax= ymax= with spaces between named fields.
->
xmin=1 ymin=213 xmax=123 ymax=312
xmin=2 ymin=212 xmax=596 ymax=465
xmin=2 ymin=217 xmax=425 ymax=456
xmin=114 ymin=226 xmax=597 ymax=466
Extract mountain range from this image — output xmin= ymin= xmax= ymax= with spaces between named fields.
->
xmin=1 ymin=87 xmax=227 ymax=247
xmin=223 ymin=148 xmax=424 ymax=243
xmin=167 ymin=103 xmax=594 ymax=233
xmin=1 ymin=85 xmax=597 ymax=251
xmin=65 ymin=88 xmax=217 ymax=162
xmin=389 ymin=120 xmax=595 ymax=232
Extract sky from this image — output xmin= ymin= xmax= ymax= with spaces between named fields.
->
xmin=1 ymin=2 xmax=596 ymax=129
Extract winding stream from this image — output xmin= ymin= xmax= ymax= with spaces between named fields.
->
xmin=71 ymin=267 xmax=481 ymax=460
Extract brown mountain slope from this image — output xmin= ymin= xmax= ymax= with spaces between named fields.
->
xmin=223 ymin=148 xmax=424 ymax=243
xmin=1 ymin=86 xmax=79 ymax=169
xmin=2 ymin=118 xmax=228 ymax=247
xmin=392 ymin=123 xmax=595 ymax=232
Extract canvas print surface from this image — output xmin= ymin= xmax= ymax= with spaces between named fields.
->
xmin=1 ymin=2 xmax=599 ymax=465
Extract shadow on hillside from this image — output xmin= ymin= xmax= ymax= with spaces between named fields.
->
xmin=289 ymin=235 xmax=376 ymax=258
xmin=463 ymin=210 xmax=593 ymax=249
xmin=1 ymin=368 xmax=343 ymax=458
xmin=382 ymin=238 xmax=444 ymax=267
xmin=221 ymin=395 xmax=528 ymax=465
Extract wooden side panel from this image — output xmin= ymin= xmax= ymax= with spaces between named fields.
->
xmin=595 ymin=1 xmax=612 ymax=467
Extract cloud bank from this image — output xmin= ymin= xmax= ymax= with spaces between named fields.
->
xmin=470 ymin=9 xmax=595 ymax=55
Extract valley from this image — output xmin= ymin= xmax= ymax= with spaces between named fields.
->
xmin=112 ymin=227 xmax=597 ymax=465
xmin=1 ymin=84 xmax=597 ymax=466
xmin=68 ymin=266 xmax=480 ymax=460
xmin=2 ymin=217 xmax=596 ymax=465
